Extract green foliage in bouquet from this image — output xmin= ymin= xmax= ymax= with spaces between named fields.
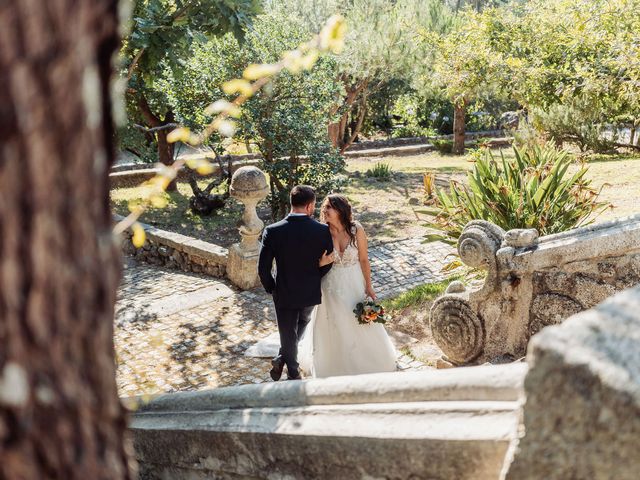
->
xmin=433 ymin=144 xmax=609 ymax=238
xmin=354 ymin=299 xmax=388 ymax=325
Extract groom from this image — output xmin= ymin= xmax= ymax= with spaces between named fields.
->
xmin=258 ymin=185 xmax=334 ymax=380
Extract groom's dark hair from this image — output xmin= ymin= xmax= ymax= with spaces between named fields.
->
xmin=290 ymin=185 xmax=316 ymax=207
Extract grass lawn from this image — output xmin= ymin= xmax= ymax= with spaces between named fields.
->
xmin=339 ymin=149 xmax=639 ymax=243
xmin=110 ymin=148 xmax=640 ymax=248
xmin=381 ymin=277 xmax=463 ymax=366
xmin=110 ymin=180 xmax=272 ymax=248
xmin=581 ymin=153 xmax=640 ymax=222
xmin=339 ymin=151 xmax=471 ymax=243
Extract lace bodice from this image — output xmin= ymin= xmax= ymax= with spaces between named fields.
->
xmin=332 ymin=222 xmax=361 ymax=268
xmin=333 ymin=241 xmax=359 ymax=267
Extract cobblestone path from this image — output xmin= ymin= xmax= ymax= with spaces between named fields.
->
xmin=115 ymin=239 xmax=455 ymax=398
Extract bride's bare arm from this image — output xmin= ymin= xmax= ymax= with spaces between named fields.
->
xmin=355 ymin=224 xmax=376 ymax=300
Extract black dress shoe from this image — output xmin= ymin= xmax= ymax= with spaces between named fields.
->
xmin=270 ymin=358 xmax=284 ymax=381
xmin=287 ymin=371 xmax=302 ymax=380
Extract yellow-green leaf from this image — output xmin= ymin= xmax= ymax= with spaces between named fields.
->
xmin=196 ymin=162 xmax=215 ymax=175
xmin=150 ymin=194 xmax=168 ymax=209
xmin=319 ymin=15 xmax=346 ymax=54
xmin=205 ymin=99 xmax=241 ymax=118
xmin=300 ymin=51 xmax=319 ymax=70
xmin=222 ymin=79 xmax=253 ymax=96
xmin=167 ymin=127 xmax=191 ymax=144
xmin=127 ymin=200 xmax=144 ymax=215
xmin=243 ymin=63 xmax=279 ymax=80
xmin=215 ymin=119 xmax=236 ymax=137
xmin=131 ymin=223 xmax=146 ymax=248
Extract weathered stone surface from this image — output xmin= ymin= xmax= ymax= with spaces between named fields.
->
xmin=227 ymin=167 xmax=269 ymax=289
xmin=499 ymin=111 xmax=520 ymax=129
xmin=229 ymin=165 xmax=269 ymax=197
xmin=137 ymin=364 xmax=527 ymax=411
xmin=131 ymin=364 xmax=526 ymax=480
xmin=502 ymin=228 xmax=538 ymax=248
xmin=430 ymin=296 xmax=485 ymax=364
xmin=430 ymin=214 xmax=640 ymax=364
xmin=506 ymin=285 xmax=640 ymax=480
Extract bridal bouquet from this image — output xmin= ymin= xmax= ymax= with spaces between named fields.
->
xmin=354 ymin=299 xmax=388 ymax=325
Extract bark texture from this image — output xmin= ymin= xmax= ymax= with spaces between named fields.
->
xmin=136 ymin=94 xmax=177 ymax=191
xmin=0 ymin=1 xmax=134 ymax=478
xmin=328 ymin=77 xmax=369 ymax=153
xmin=453 ymin=101 xmax=467 ymax=155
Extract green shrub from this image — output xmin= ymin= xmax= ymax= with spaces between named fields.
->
xmin=511 ymin=116 xmax=545 ymax=151
xmin=532 ymin=101 xmax=618 ymax=154
xmin=431 ymin=139 xmax=453 ymax=154
xmin=366 ymin=162 xmax=393 ymax=180
xmin=434 ymin=144 xmax=609 ymax=237
xmin=236 ymin=11 xmax=345 ymax=219
xmin=391 ymin=124 xmax=437 ymax=139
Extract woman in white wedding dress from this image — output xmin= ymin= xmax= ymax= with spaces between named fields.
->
xmin=299 ymin=194 xmax=397 ymax=378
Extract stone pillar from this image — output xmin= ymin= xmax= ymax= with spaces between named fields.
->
xmin=226 ymin=166 xmax=269 ymax=290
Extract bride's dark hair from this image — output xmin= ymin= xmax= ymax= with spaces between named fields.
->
xmin=321 ymin=194 xmax=357 ymax=246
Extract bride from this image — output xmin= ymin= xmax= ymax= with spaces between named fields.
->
xmin=299 ymin=194 xmax=397 ymax=378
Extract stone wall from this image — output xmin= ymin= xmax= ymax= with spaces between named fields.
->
xmin=343 ymin=129 xmax=507 ymax=151
xmin=505 ymin=285 xmax=640 ymax=479
xmin=110 ymin=132 xmax=510 ymax=189
xmin=109 ymin=157 xmax=260 ymax=189
xmin=116 ymin=215 xmax=228 ymax=278
xmin=129 ymin=364 xmax=526 ymax=480
xmin=429 ymin=214 xmax=640 ymax=365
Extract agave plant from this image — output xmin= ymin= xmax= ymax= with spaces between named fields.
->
xmin=366 ymin=162 xmax=393 ymax=181
xmin=423 ymin=171 xmax=436 ymax=204
xmin=433 ymin=144 xmax=610 ymax=238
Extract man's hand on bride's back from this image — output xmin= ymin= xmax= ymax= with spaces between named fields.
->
xmin=319 ymin=250 xmax=335 ymax=267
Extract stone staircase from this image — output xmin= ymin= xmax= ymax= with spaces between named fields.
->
xmin=130 ymin=363 xmax=526 ymax=479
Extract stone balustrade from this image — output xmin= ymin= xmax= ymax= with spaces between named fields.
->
xmin=505 ymin=284 xmax=640 ymax=479
xmin=429 ymin=214 xmax=640 ymax=365
xmin=130 ymin=364 xmax=526 ymax=480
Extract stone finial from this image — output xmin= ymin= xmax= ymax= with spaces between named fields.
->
xmin=445 ymin=280 xmax=466 ymax=294
xmin=457 ymin=220 xmax=505 ymax=270
xmin=227 ymin=166 xmax=270 ymax=290
xmin=502 ymin=228 xmax=539 ymax=248
xmin=229 ymin=166 xmax=269 ymax=253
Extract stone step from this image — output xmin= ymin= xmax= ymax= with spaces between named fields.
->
xmin=133 ymin=363 xmax=526 ymax=412
xmin=133 ymin=400 xmax=519 ymax=480
xmin=130 ymin=364 xmax=526 ymax=479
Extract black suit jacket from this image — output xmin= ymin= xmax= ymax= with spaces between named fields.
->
xmin=258 ymin=215 xmax=334 ymax=309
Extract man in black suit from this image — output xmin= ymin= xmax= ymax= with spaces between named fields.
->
xmin=258 ymin=185 xmax=334 ymax=380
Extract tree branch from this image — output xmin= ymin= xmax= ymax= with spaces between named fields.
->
xmin=133 ymin=123 xmax=180 ymax=133
xmin=127 ymin=48 xmax=146 ymax=83
xmin=137 ymin=92 xmax=161 ymax=127
xmin=614 ymin=142 xmax=640 ymax=151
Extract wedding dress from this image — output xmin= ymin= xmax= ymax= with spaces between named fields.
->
xmin=299 ymin=233 xmax=397 ymax=378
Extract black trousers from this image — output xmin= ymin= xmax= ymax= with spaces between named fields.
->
xmin=275 ymin=305 xmax=314 ymax=376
